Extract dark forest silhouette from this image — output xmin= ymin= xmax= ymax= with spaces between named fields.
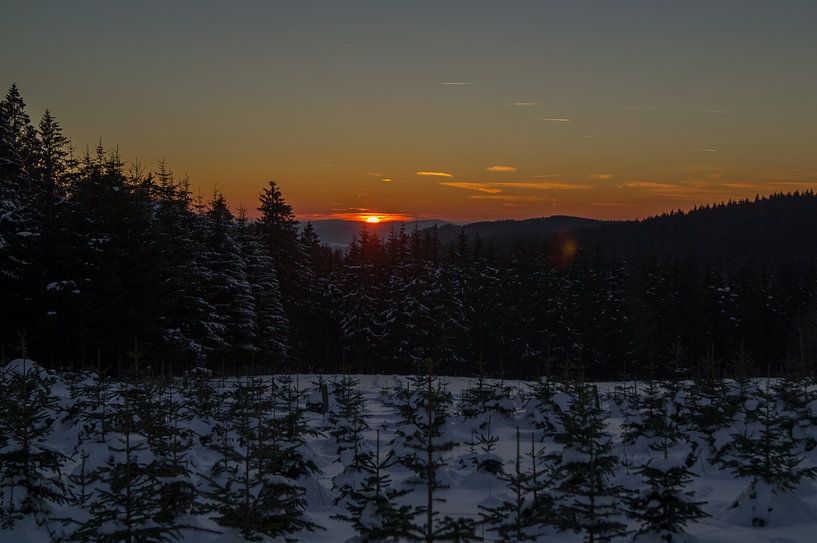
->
xmin=2 ymin=85 xmax=817 ymax=379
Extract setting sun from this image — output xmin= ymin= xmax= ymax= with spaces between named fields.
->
xmin=365 ymin=216 xmax=380 ymax=223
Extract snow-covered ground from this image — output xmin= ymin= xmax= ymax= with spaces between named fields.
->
xmin=2 ymin=361 xmax=817 ymax=542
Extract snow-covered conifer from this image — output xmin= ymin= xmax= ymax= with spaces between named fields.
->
xmin=0 ymin=359 xmax=65 ymax=528
xmin=549 ymin=381 xmax=627 ymax=542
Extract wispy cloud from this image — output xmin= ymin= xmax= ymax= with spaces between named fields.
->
xmin=416 ymin=171 xmax=454 ymax=178
xmin=440 ymin=180 xmax=590 ymax=193
xmin=440 ymin=82 xmax=474 ymax=86
xmin=532 ymin=174 xmax=560 ymax=179
xmin=624 ymin=105 xmax=699 ymax=112
xmin=439 ymin=182 xmax=502 ymax=194
xmin=771 ymin=181 xmax=817 ymax=187
xmin=622 ymin=181 xmax=677 ymax=189
xmin=509 ymin=102 xmax=540 ymax=107
xmin=588 ymin=173 xmax=613 ymax=180
xmin=468 ymin=195 xmax=545 ymax=202
xmin=381 ymin=178 xmax=393 ymax=183
xmin=487 ymin=165 xmax=517 ymax=173
xmin=541 ymin=117 xmax=573 ymax=122
xmin=494 ymin=182 xmax=592 ymax=191
xmin=625 ymin=105 xmax=735 ymax=115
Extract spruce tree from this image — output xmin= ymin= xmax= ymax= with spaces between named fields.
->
xmin=479 ymin=428 xmax=553 ymax=541
xmin=624 ymin=379 xmax=708 ymax=541
xmin=66 ymin=373 xmax=188 ymax=542
xmin=725 ymin=380 xmax=817 ymax=527
xmin=201 ymin=191 xmax=256 ymax=365
xmin=235 ymin=208 xmax=289 ymax=366
xmin=334 ymin=429 xmax=414 ymax=542
xmin=684 ymin=350 xmax=733 ymax=464
xmin=549 ymin=381 xmax=627 ymax=542
xmin=393 ymin=368 xmax=474 ymax=542
xmin=256 ymin=180 xmax=311 ymax=366
xmin=0 ymin=358 xmax=65 ymax=528
xmin=329 ymin=374 xmax=371 ymax=502
xmin=139 ymin=377 xmax=201 ymax=525
xmin=203 ymin=377 xmax=319 ymax=540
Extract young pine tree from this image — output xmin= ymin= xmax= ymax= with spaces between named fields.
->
xmin=203 ymin=377 xmax=319 ymax=540
xmin=724 ymin=380 xmax=817 ymax=527
xmin=67 ymin=374 xmax=187 ymax=542
xmin=394 ymin=369 xmax=475 ymax=542
xmin=624 ymin=379 xmax=708 ymax=542
xmin=0 ymin=358 xmax=65 ymax=529
xmin=549 ymin=382 xmax=627 ymax=543
xmin=334 ymin=429 xmax=415 ymax=542
xmin=479 ymin=428 xmax=553 ymax=541
xmin=329 ymin=374 xmax=371 ymax=502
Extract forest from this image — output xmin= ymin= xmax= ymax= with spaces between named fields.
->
xmin=2 ymin=84 xmax=817 ymax=380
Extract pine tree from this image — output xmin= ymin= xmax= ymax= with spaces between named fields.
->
xmin=139 ymin=376 xmax=201 ymax=525
xmin=0 ymin=358 xmax=65 ymax=528
xmin=341 ymin=226 xmax=386 ymax=370
xmin=684 ymin=349 xmax=733 ymax=464
xmin=256 ymin=180 xmax=311 ymax=366
xmin=393 ymin=368 xmax=474 ymax=542
xmin=459 ymin=373 xmax=515 ymax=425
xmin=66 ymin=373 xmax=188 ymax=542
xmin=549 ymin=381 xmax=627 ymax=542
xmin=236 ymin=208 xmax=288 ymax=366
xmin=150 ymin=162 xmax=217 ymax=366
xmin=271 ymin=375 xmax=321 ymax=480
xmin=203 ymin=377 xmax=319 ymax=540
xmin=524 ymin=373 xmax=562 ymax=438
xmin=479 ymin=428 xmax=553 ymax=541
xmin=201 ymin=191 xmax=256 ymax=365
xmin=329 ymin=375 xmax=371 ymax=502
xmin=724 ymin=380 xmax=817 ymax=527
xmin=0 ymin=85 xmax=38 ymax=346
xmin=63 ymin=360 xmax=116 ymax=444
xmin=334 ymin=429 xmax=415 ymax=542
xmin=624 ymin=379 xmax=708 ymax=542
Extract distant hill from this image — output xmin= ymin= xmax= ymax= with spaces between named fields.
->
xmin=304 ymin=193 xmax=817 ymax=267
xmin=302 ymin=219 xmax=450 ymax=248
xmin=432 ymin=215 xmax=608 ymax=246
xmin=572 ymin=192 xmax=817 ymax=266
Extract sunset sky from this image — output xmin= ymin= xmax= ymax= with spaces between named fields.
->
xmin=3 ymin=1 xmax=816 ymax=222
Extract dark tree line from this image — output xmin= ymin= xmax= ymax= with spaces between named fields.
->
xmin=2 ymin=84 xmax=817 ymax=379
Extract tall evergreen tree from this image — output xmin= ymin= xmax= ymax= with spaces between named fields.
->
xmin=235 ymin=208 xmax=288 ymax=367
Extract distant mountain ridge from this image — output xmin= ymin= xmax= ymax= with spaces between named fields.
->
xmin=432 ymin=215 xmax=608 ymax=246
xmin=302 ymin=192 xmax=817 ymax=268
xmin=572 ymin=192 xmax=817 ymax=266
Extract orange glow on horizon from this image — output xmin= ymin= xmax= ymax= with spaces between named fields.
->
xmin=366 ymin=216 xmax=380 ymax=223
